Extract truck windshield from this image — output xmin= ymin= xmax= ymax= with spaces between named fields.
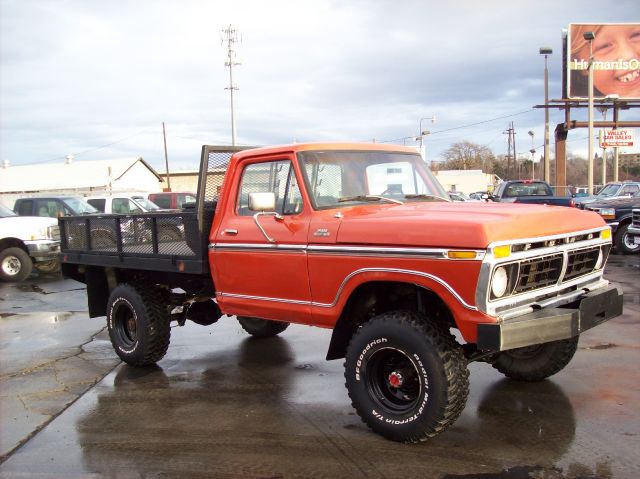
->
xmin=298 ymin=150 xmax=449 ymax=209
xmin=596 ymin=184 xmax=620 ymax=197
xmin=0 ymin=204 xmax=17 ymax=217
xmin=132 ymin=196 xmax=161 ymax=211
xmin=63 ymin=198 xmax=98 ymax=214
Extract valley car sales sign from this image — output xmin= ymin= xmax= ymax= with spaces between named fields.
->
xmin=599 ymin=129 xmax=635 ymax=148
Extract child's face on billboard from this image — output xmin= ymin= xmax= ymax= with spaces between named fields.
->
xmin=577 ymin=25 xmax=640 ymax=97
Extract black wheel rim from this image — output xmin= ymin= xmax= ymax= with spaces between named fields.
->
xmin=113 ymin=303 xmax=137 ymax=348
xmin=365 ymin=347 xmax=422 ymax=414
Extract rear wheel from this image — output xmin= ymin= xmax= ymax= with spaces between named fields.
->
xmin=491 ymin=337 xmax=579 ymax=382
xmin=344 ymin=310 xmax=469 ymax=443
xmin=237 ymin=316 xmax=290 ymax=338
xmin=0 ymin=247 xmax=33 ymax=282
xmin=106 ymin=283 xmax=171 ymax=366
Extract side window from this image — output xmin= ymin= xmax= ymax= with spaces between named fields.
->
xmin=620 ymin=185 xmax=639 ymax=196
xmin=153 ymin=195 xmax=170 ymax=209
xmin=87 ymin=198 xmax=106 ymax=212
xmin=16 ymin=200 xmax=33 ymax=216
xmin=237 ymin=160 xmax=303 ymax=216
xmin=112 ymin=198 xmax=129 ymax=214
xmin=177 ymin=194 xmax=196 ymax=208
xmin=35 ymin=199 xmax=60 ymax=217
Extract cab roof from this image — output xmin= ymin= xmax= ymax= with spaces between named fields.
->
xmin=233 ymin=142 xmax=420 ymax=160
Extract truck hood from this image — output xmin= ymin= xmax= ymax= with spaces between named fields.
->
xmin=335 ymin=202 xmax=606 ymax=249
xmin=0 ymin=216 xmax=58 ymax=240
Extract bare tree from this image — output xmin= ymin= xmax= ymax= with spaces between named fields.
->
xmin=442 ymin=141 xmax=496 ymax=171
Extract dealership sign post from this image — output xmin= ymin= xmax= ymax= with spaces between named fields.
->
xmin=599 ymin=129 xmax=635 ymax=148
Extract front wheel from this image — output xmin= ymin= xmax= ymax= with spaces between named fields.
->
xmin=35 ymin=258 xmax=61 ymax=273
xmin=0 ymin=247 xmax=33 ymax=282
xmin=615 ymin=223 xmax=640 ymax=255
xmin=106 ymin=283 xmax=171 ymax=366
xmin=344 ymin=310 xmax=469 ymax=443
xmin=491 ymin=337 xmax=579 ymax=382
xmin=237 ymin=316 xmax=289 ymax=338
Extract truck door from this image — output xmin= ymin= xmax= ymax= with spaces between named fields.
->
xmin=212 ymin=156 xmax=312 ymax=324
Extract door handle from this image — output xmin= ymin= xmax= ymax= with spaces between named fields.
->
xmin=223 ymin=229 xmax=238 ymax=235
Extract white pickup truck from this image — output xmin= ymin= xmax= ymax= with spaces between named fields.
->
xmin=85 ymin=194 xmax=161 ymax=214
xmin=0 ymin=204 xmax=61 ymax=281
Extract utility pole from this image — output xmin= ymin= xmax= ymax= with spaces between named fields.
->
xmin=503 ymin=122 xmax=516 ymax=179
xmin=222 ymin=25 xmax=241 ymax=146
xmin=162 ymin=122 xmax=171 ymax=191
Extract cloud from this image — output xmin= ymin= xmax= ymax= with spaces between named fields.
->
xmin=1 ymin=0 xmax=638 ymax=172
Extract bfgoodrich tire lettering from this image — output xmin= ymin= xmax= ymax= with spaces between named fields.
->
xmin=106 ymin=283 xmax=170 ymax=366
xmin=344 ymin=310 xmax=469 ymax=443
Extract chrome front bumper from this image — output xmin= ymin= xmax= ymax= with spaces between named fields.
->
xmin=26 ymin=240 xmax=61 ymax=262
xmin=476 ymin=284 xmax=623 ymax=351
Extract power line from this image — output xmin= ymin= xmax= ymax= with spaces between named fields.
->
xmin=377 ymin=108 xmax=536 ymax=144
xmin=18 ymin=126 xmax=155 ymax=166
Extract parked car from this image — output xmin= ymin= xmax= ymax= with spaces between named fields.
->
xmin=574 ymin=181 xmax=640 ymax=209
xmin=0 ymin=204 xmax=60 ymax=281
xmin=85 ymin=194 xmax=161 ymax=214
xmin=468 ymin=191 xmax=488 ymax=201
xmin=148 ymin=192 xmax=197 ymax=210
xmin=14 ymin=196 xmax=98 ymax=217
xmin=489 ymin=180 xmax=575 ymax=207
xmin=584 ymin=191 xmax=640 ymax=254
xmin=447 ymin=191 xmax=479 ymax=202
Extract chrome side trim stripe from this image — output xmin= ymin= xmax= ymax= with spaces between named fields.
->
xmin=211 ymin=243 xmax=484 ymax=260
xmin=217 ymin=267 xmax=478 ymax=311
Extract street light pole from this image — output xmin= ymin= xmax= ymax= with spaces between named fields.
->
xmin=528 ymin=130 xmax=536 ymax=180
xmin=539 ymin=48 xmax=552 ymax=184
xmin=584 ymin=31 xmax=596 ymax=195
xmin=418 ymin=115 xmax=436 ymax=161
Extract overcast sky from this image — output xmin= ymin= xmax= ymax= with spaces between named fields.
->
xmin=1 ymin=0 xmax=638 ymax=172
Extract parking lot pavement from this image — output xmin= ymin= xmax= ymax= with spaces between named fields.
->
xmin=0 ymin=275 xmax=119 ymax=460
xmin=1 ymin=256 xmax=639 ymax=478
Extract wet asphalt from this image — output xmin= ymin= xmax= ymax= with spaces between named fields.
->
xmin=0 ymin=255 xmax=638 ymax=479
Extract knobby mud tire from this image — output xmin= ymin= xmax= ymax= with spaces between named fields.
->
xmin=491 ymin=336 xmax=579 ymax=382
xmin=344 ymin=310 xmax=469 ymax=443
xmin=237 ymin=316 xmax=290 ymax=338
xmin=106 ymin=283 xmax=171 ymax=366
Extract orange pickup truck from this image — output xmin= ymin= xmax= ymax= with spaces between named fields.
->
xmin=59 ymin=143 xmax=623 ymax=443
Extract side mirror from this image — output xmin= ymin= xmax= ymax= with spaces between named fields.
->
xmin=248 ymin=192 xmax=276 ymax=212
xmin=481 ymin=193 xmax=491 ymax=201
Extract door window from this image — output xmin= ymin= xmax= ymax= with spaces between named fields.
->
xmin=237 ymin=160 xmax=303 ymax=216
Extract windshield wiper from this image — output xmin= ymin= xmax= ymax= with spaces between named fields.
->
xmin=404 ymin=194 xmax=449 ymax=201
xmin=338 ymin=195 xmax=404 ymax=205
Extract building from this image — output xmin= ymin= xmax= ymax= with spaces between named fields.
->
xmin=619 ymin=152 xmax=640 ymax=168
xmin=433 ymin=169 xmax=498 ymax=195
xmin=0 ymin=157 xmax=163 ymax=208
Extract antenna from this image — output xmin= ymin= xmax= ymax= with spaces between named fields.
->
xmin=222 ymin=25 xmax=241 ymax=146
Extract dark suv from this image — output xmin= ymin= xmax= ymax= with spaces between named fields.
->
xmin=585 ymin=191 xmax=640 ymax=254
xmin=14 ymin=197 xmax=98 ymax=218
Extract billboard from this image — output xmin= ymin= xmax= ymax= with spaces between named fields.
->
xmin=567 ymin=23 xmax=640 ymax=100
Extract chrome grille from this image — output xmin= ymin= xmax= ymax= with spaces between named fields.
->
xmin=632 ymin=209 xmax=640 ymax=228
xmin=513 ymin=254 xmax=563 ymax=294
xmin=564 ymin=246 xmax=601 ymax=281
